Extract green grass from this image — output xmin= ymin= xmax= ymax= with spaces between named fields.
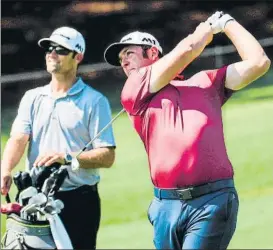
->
xmin=1 ymin=73 xmax=273 ymax=249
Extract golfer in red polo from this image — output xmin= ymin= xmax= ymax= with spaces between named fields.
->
xmin=104 ymin=11 xmax=270 ymax=249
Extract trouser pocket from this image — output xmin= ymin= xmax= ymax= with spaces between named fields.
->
xmin=147 ymin=198 xmax=156 ymax=225
xmin=220 ymin=190 xmax=239 ymax=249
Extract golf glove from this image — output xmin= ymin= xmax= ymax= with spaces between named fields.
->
xmin=206 ymin=11 xmax=235 ymax=34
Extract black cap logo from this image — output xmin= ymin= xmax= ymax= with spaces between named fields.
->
xmin=75 ymin=43 xmax=83 ymax=52
xmin=142 ymin=37 xmax=156 ymax=45
xmin=58 ymin=33 xmax=71 ymax=40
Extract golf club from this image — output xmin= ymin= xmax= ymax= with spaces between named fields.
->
xmin=43 ymin=199 xmax=64 ymax=215
xmin=20 ymin=171 xmax=33 ymax=189
xmin=6 ymin=193 xmax=11 ymax=203
xmin=13 ymin=171 xmax=23 ymax=201
xmin=28 ymin=193 xmax=48 ymax=207
xmin=13 ymin=171 xmax=32 ymax=202
xmin=18 ymin=186 xmax=38 ymax=206
xmin=20 ymin=203 xmax=39 ymax=220
xmin=33 ymin=162 xmax=62 ymax=192
xmin=72 ymin=108 xmax=125 ymax=171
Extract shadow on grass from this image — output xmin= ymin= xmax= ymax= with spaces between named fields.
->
xmin=230 ymin=94 xmax=273 ymax=103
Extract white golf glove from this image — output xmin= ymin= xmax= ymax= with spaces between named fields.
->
xmin=206 ymin=11 xmax=235 ymax=34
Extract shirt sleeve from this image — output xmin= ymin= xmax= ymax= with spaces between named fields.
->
xmin=121 ymin=66 xmax=155 ymax=116
xmin=88 ymin=96 xmax=116 ymax=149
xmin=205 ymin=66 xmax=235 ymax=105
xmin=10 ymin=90 xmax=33 ymax=136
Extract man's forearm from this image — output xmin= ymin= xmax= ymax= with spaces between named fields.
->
xmin=72 ymin=147 xmax=115 ymax=169
xmin=1 ymin=136 xmax=28 ymax=173
xmin=224 ymin=21 xmax=269 ymax=64
xmin=149 ymin=22 xmax=213 ymax=93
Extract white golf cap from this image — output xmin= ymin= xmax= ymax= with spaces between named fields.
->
xmin=104 ymin=31 xmax=163 ymax=66
xmin=38 ymin=26 xmax=85 ymax=54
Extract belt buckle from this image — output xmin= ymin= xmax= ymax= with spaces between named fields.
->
xmin=177 ymin=187 xmax=193 ymax=200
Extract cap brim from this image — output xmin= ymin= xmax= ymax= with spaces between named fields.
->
xmin=104 ymin=42 xmax=163 ymax=66
xmin=104 ymin=42 xmax=146 ymax=66
xmin=104 ymin=43 xmax=128 ymax=66
xmin=38 ymin=38 xmax=74 ymax=51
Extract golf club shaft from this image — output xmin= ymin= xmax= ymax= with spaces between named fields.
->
xmin=75 ymin=108 xmax=125 ymax=158
xmin=6 ymin=193 xmax=11 ymax=203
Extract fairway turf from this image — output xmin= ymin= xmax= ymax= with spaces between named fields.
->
xmin=1 ymin=76 xmax=273 ymax=249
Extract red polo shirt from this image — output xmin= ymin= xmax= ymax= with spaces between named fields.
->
xmin=121 ymin=65 xmax=234 ymax=188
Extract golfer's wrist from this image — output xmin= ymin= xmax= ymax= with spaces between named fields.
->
xmin=60 ymin=153 xmax=66 ymax=165
xmin=70 ymin=152 xmax=79 ymax=160
xmin=221 ymin=14 xmax=235 ymax=32
xmin=71 ymin=152 xmax=81 ymax=171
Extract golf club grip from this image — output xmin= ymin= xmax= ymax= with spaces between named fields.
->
xmin=6 ymin=193 xmax=11 ymax=203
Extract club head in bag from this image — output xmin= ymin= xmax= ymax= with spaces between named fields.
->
xmin=41 ymin=177 xmax=55 ymax=196
xmin=33 ymin=163 xmax=61 ymax=192
xmin=28 ymin=193 xmax=48 ymax=207
xmin=43 ymin=203 xmax=56 ymax=215
xmin=42 ymin=166 xmax=68 ymax=197
xmin=13 ymin=171 xmax=33 ymax=202
xmin=21 ymin=171 xmax=33 ymax=189
xmin=43 ymin=199 xmax=64 ymax=215
xmin=54 ymin=200 xmax=64 ymax=211
xmin=20 ymin=203 xmax=39 ymax=219
xmin=49 ymin=167 xmax=69 ymax=196
xmin=18 ymin=186 xmax=38 ymax=206
xmin=5 ymin=193 xmax=11 ymax=203
xmin=13 ymin=171 xmax=23 ymax=202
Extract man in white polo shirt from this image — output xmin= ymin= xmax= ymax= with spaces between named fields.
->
xmin=1 ymin=26 xmax=116 ymax=249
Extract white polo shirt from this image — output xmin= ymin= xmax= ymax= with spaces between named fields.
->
xmin=11 ymin=78 xmax=116 ymax=190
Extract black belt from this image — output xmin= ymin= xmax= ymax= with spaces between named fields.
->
xmin=76 ymin=184 xmax=98 ymax=193
xmin=154 ymin=179 xmax=234 ymax=200
xmin=57 ymin=184 xmax=98 ymax=195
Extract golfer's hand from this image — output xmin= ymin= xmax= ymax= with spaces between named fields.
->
xmin=1 ymin=170 xmax=12 ymax=196
xmin=33 ymin=152 xmax=65 ymax=167
xmin=206 ymin=11 xmax=235 ymax=34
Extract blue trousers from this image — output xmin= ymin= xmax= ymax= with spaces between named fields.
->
xmin=148 ymin=188 xmax=239 ymax=250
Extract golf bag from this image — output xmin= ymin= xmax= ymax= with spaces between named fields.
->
xmin=1 ymin=213 xmax=56 ymax=249
xmin=1 ymin=164 xmax=72 ymax=250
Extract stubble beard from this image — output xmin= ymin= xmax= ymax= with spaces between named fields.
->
xmin=47 ymin=63 xmax=61 ymax=74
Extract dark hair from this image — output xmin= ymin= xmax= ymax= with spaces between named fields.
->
xmin=141 ymin=45 xmax=163 ymax=59
xmin=72 ymin=51 xmax=77 ymax=59
xmin=71 ymin=52 xmax=81 ymax=70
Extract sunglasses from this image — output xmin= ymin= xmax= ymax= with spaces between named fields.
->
xmin=46 ymin=46 xmax=72 ymax=56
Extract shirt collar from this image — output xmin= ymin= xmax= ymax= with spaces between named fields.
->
xmin=41 ymin=77 xmax=85 ymax=97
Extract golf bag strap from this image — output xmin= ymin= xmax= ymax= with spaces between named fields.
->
xmin=1 ymin=231 xmax=24 ymax=250
xmin=1 ymin=231 xmax=7 ymax=248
